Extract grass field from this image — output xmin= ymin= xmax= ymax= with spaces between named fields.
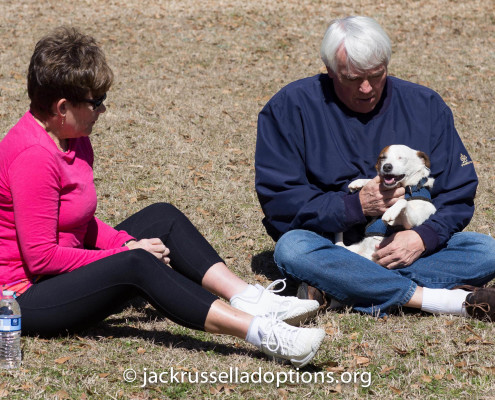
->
xmin=0 ymin=0 xmax=494 ymax=399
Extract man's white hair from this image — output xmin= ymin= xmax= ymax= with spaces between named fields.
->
xmin=320 ymin=16 xmax=392 ymax=73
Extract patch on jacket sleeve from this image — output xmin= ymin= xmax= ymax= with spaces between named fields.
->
xmin=460 ymin=153 xmax=473 ymax=167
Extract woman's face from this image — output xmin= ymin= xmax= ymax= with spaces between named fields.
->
xmin=62 ymin=93 xmax=107 ymax=138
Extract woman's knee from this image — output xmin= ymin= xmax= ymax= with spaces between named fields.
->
xmin=124 ymin=202 xmax=190 ymax=237
xmin=141 ymin=202 xmax=182 ymax=219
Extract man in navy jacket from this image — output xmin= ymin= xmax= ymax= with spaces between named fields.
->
xmin=255 ymin=16 xmax=495 ymax=319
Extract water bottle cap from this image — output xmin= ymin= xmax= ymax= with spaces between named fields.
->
xmin=2 ymin=290 xmax=14 ymax=296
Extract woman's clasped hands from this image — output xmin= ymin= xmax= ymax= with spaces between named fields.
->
xmin=126 ymin=238 xmax=171 ymax=264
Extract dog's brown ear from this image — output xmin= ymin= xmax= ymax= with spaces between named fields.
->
xmin=375 ymin=159 xmax=381 ymax=172
xmin=417 ymin=151 xmax=431 ymax=169
xmin=375 ymin=146 xmax=389 ymax=172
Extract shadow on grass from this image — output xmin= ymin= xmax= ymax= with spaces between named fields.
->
xmin=81 ymin=320 xmax=251 ymax=357
xmin=76 ymin=313 xmax=323 ymax=369
xmin=250 ymin=250 xmax=299 ymax=296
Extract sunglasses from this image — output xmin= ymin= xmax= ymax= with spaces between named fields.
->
xmin=83 ymin=93 xmax=107 ymax=110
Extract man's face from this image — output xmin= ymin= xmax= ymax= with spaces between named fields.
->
xmin=327 ymin=47 xmax=387 ymax=114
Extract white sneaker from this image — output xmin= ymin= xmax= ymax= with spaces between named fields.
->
xmin=258 ymin=315 xmax=325 ymax=368
xmin=230 ymin=279 xmax=320 ymax=325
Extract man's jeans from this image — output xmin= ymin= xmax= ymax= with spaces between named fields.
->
xmin=274 ymin=230 xmax=495 ymax=316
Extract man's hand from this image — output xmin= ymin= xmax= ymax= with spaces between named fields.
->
xmin=372 ymin=230 xmax=425 ymax=269
xmin=359 ymin=176 xmax=405 ymax=216
xmin=126 ymin=238 xmax=171 ymax=264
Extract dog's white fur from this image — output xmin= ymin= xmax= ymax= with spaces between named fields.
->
xmin=336 ymin=144 xmax=437 ymax=260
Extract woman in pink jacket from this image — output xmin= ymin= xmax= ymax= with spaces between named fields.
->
xmin=0 ymin=27 xmax=324 ymax=368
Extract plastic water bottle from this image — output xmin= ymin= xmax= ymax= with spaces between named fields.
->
xmin=0 ymin=290 xmax=22 ymax=369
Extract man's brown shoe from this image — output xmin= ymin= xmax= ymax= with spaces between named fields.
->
xmin=297 ymin=282 xmax=327 ymax=308
xmin=463 ymin=287 xmax=495 ymax=322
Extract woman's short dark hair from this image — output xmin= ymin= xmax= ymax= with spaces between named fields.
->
xmin=28 ymin=26 xmax=114 ymax=118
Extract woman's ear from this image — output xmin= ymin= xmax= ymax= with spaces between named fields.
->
xmin=53 ymin=98 xmax=68 ymax=117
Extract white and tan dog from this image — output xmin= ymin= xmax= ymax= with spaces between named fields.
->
xmin=336 ymin=145 xmax=436 ymax=260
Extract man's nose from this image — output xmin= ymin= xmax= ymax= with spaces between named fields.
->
xmin=359 ymin=79 xmax=372 ymax=94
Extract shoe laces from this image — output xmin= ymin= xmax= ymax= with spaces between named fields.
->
xmin=464 ymin=288 xmax=492 ymax=314
xmin=263 ymin=314 xmax=299 ymax=355
xmin=464 ymin=300 xmax=491 ymax=314
xmin=263 ymin=279 xmax=293 ymax=315
xmin=265 ymin=278 xmax=287 ymax=294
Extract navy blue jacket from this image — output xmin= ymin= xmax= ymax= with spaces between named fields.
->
xmin=255 ymin=74 xmax=477 ymax=254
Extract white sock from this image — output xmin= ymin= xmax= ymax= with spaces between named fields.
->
xmin=420 ymin=288 xmax=471 ymax=316
xmin=231 ymin=284 xmax=259 ymax=302
xmin=245 ymin=316 xmax=262 ymax=348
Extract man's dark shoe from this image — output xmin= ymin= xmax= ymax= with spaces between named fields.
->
xmin=297 ymin=282 xmax=329 ymax=312
xmin=297 ymin=282 xmax=327 ymax=308
xmin=463 ymin=286 xmax=495 ymax=322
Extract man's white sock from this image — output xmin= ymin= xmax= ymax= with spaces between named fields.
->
xmin=420 ymin=287 xmax=471 ymax=316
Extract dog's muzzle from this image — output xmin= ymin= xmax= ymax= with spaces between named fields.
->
xmin=382 ymin=174 xmax=405 ymax=187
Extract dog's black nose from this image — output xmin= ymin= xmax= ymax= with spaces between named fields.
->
xmin=383 ymin=163 xmax=393 ymax=173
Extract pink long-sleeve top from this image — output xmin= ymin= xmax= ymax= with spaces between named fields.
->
xmin=0 ymin=111 xmax=135 ymax=295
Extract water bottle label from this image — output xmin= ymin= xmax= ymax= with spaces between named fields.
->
xmin=0 ymin=317 xmax=21 ymax=332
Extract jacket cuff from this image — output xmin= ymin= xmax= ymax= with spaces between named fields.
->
xmin=343 ymin=192 xmax=367 ymax=226
xmin=412 ymin=225 xmax=439 ymax=255
xmin=120 ymin=236 xmax=137 ymax=247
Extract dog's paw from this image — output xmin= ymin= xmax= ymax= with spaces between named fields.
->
xmin=382 ymin=210 xmax=398 ymax=225
xmin=348 ymin=179 xmax=371 ymax=192
xmin=382 ymin=199 xmax=407 ymax=225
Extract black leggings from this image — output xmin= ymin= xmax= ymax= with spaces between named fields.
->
xmin=17 ymin=203 xmax=222 ymax=337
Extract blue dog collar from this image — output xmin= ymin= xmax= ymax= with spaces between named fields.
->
xmin=404 ymin=177 xmax=432 ymax=202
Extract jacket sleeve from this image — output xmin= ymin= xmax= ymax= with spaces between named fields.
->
xmin=255 ymin=95 xmax=366 ymax=241
xmin=412 ymin=104 xmax=477 ymax=254
xmin=9 ymin=147 xmax=129 ymax=276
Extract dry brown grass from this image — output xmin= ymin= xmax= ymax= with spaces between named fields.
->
xmin=0 ymin=0 xmax=494 ymax=399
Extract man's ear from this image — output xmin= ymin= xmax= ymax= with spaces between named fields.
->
xmin=326 ymin=66 xmax=336 ymax=79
